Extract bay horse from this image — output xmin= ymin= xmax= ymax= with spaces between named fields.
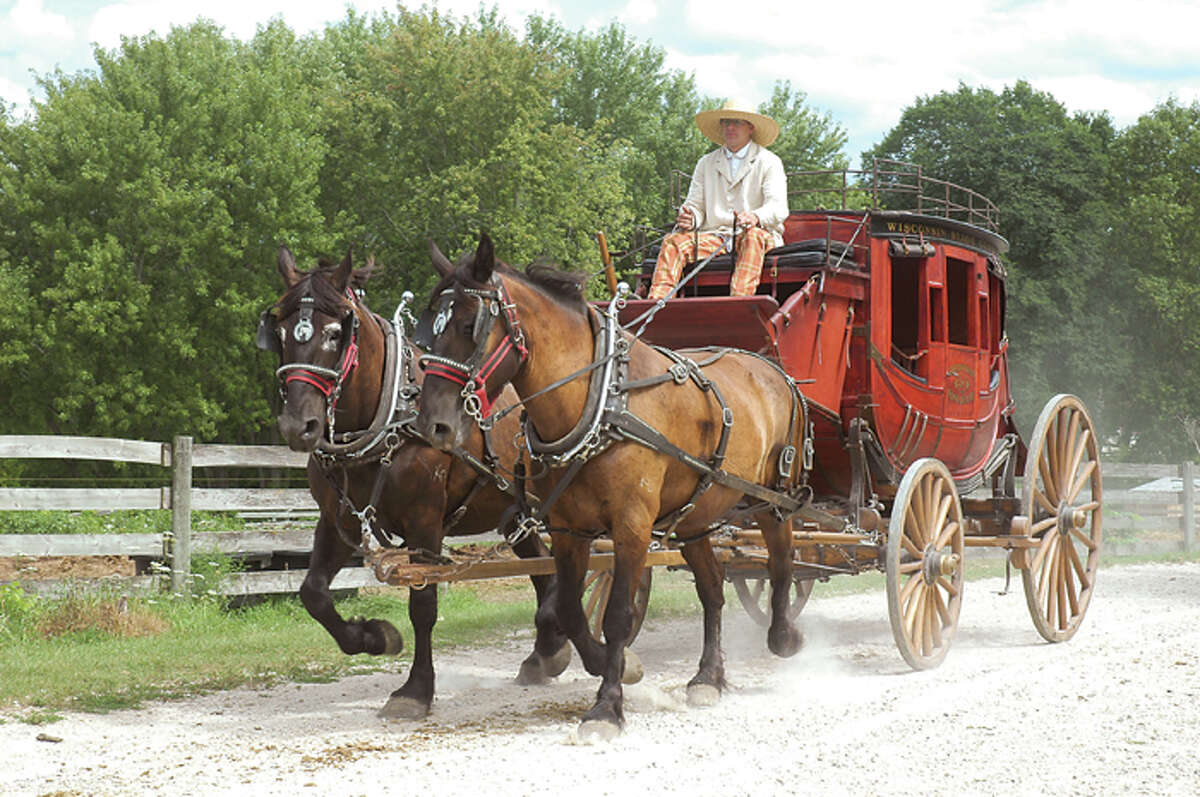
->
xmin=413 ymin=233 xmax=809 ymax=738
xmin=257 ymin=246 xmax=572 ymax=719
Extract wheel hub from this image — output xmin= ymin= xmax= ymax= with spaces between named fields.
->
xmin=922 ymin=545 xmax=960 ymax=584
xmin=1056 ymin=501 xmax=1088 ymax=536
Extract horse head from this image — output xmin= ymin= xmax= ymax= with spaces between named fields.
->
xmin=257 ymin=245 xmax=376 ymax=451
xmin=413 ymin=233 xmax=529 ymax=450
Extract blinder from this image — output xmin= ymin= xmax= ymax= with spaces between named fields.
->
xmin=412 ymin=292 xmax=495 ymax=351
xmin=256 ymin=309 xmax=281 ymax=354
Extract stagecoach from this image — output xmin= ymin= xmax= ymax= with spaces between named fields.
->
xmin=260 ymin=157 xmax=1102 ymax=728
xmin=598 ymin=159 xmax=1102 ymax=667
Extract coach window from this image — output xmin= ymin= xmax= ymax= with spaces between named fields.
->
xmin=890 ymin=257 xmax=923 ymax=377
xmin=946 ymin=256 xmax=972 ymax=346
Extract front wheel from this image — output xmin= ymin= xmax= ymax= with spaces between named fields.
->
xmin=886 ymin=457 xmax=965 ymax=670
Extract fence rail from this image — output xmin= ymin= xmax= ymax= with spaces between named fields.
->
xmin=1 ymin=435 xmax=1196 ymax=597
xmin=0 ymin=434 xmax=333 ymax=597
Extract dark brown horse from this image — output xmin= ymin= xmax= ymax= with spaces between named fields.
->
xmin=258 ymin=246 xmax=571 ymax=718
xmin=414 ymin=233 xmax=808 ymax=738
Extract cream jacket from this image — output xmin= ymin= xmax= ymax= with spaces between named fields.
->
xmin=682 ymin=142 xmax=788 ymax=249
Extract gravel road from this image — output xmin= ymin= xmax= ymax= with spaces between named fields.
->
xmin=4 ymin=560 xmax=1198 ymax=796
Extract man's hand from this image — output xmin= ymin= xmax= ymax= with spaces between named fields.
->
xmin=676 ymin=205 xmax=695 ymax=231
xmin=735 ymin=210 xmax=760 ymax=229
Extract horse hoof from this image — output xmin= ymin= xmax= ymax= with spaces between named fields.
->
xmin=516 ymin=642 xmax=572 ymax=686
xmin=768 ymin=624 xmax=803 ymax=658
xmin=545 ymin=642 xmax=572 ymax=677
xmin=378 ymin=695 xmax=429 ymax=720
xmin=365 ymin=619 xmax=404 ymax=656
xmin=516 ymin=657 xmax=550 ymax=686
xmin=577 ymin=719 xmax=621 ymax=743
xmin=620 ymin=649 xmax=643 ymax=685
xmin=686 ymin=684 xmax=721 ymax=708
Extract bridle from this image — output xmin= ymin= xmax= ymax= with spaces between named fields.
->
xmin=415 ymin=275 xmax=528 ymax=427
xmin=257 ymin=288 xmax=361 ymax=439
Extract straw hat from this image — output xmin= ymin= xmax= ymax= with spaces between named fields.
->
xmin=694 ymin=99 xmax=780 ymax=147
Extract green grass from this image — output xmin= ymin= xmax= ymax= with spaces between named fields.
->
xmin=0 ymin=509 xmax=248 ymax=535
xmin=1 ymin=549 xmax=1195 ymax=722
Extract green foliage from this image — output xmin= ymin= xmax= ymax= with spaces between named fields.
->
xmin=2 ymin=20 xmax=329 ymax=443
xmin=525 ymin=16 xmax=707 ymax=228
xmin=1105 ymin=99 xmax=1200 ymax=456
xmin=0 ymin=582 xmax=39 ymax=639
xmin=0 ymin=510 xmax=242 ymax=535
xmin=313 ymin=8 xmax=634 ymax=305
xmin=185 ymin=550 xmax=246 ymax=600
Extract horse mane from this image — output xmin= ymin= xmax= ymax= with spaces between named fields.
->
xmin=431 ymin=252 xmax=589 ymax=317
xmin=275 ymin=259 xmax=376 ymax=318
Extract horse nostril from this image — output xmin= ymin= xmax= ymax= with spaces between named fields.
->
xmin=302 ymin=418 xmax=321 ymax=440
xmin=430 ymin=422 xmax=454 ymax=448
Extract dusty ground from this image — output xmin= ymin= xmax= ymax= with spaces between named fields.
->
xmin=0 ymin=555 xmax=136 ymax=582
xmin=2 ymin=560 xmax=1197 ymax=797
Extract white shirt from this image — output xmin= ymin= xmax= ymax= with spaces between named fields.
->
xmin=724 ymin=142 xmax=751 ymax=180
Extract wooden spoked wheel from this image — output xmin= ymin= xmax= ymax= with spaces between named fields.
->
xmin=886 ymin=457 xmax=965 ymax=670
xmin=1019 ymin=394 xmax=1102 ymax=642
xmin=582 ymin=567 xmax=652 ymax=645
xmin=731 ymin=576 xmax=814 ymax=627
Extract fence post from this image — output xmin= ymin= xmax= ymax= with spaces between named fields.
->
xmin=1182 ymin=461 xmax=1196 ymax=553
xmin=171 ymin=435 xmax=193 ymax=595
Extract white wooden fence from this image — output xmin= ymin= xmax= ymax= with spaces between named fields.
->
xmin=0 ymin=435 xmax=379 ymax=596
xmin=1 ymin=435 xmax=1194 ymax=598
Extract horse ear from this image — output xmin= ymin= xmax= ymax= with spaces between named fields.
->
xmin=278 ymin=245 xmax=301 ymax=287
xmin=471 ymin=232 xmax=495 ymax=283
xmin=332 ymin=248 xmax=353 ymax=291
xmin=429 ymin=239 xmax=454 ymax=278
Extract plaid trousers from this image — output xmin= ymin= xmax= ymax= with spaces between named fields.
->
xmin=647 ymin=227 xmax=772 ymax=300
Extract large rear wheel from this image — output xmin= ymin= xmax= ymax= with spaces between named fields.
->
xmin=886 ymin=458 xmax=965 ymax=670
xmin=1019 ymin=394 xmax=1102 ymax=642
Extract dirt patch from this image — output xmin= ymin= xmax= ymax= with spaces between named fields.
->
xmin=0 ymin=555 xmax=135 ymax=582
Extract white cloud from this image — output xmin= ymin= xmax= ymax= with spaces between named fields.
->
xmin=0 ymin=74 xmax=31 ymax=109
xmin=10 ymin=0 xmax=73 ymax=40
xmin=618 ymin=0 xmax=658 ymax=26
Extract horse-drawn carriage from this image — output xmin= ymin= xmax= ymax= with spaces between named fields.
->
xmin=605 ymin=159 xmax=1102 ymax=667
xmin=258 ymin=158 xmax=1101 ymax=735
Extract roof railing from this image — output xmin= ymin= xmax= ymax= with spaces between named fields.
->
xmin=671 ymin=158 xmax=1000 ymax=233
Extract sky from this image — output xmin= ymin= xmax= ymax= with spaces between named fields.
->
xmin=2 ymin=0 xmax=1199 ymax=163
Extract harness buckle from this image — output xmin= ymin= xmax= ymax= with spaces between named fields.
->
xmin=722 ymin=407 xmax=735 ymax=428
xmin=507 ymin=514 xmax=544 ymax=546
xmin=670 ymin=363 xmax=689 ymax=384
xmin=778 ymin=445 xmax=796 ymax=480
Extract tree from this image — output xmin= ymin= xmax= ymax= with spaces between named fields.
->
xmin=865 ymin=82 xmax=1123 ymax=437
xmin=524 ymin=16 xmax=707 ymax=228
xmin=1106 ymin=99 xmax=1200 ymax=456
xmin=0 ymin=20 xmax=330 ymax=442
xmin=313 ymin=8 xmax=633 ymax=303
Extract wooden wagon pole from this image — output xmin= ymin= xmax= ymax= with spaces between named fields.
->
xmin=596 ymin=231 xmax=618 ymax=297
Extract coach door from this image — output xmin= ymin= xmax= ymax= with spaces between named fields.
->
xmin=938 ymin=250 xmax=988 ymax=428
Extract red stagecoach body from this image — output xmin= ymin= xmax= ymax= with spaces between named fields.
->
xmin=613 ymin=161 xmax=1018 ymax=499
